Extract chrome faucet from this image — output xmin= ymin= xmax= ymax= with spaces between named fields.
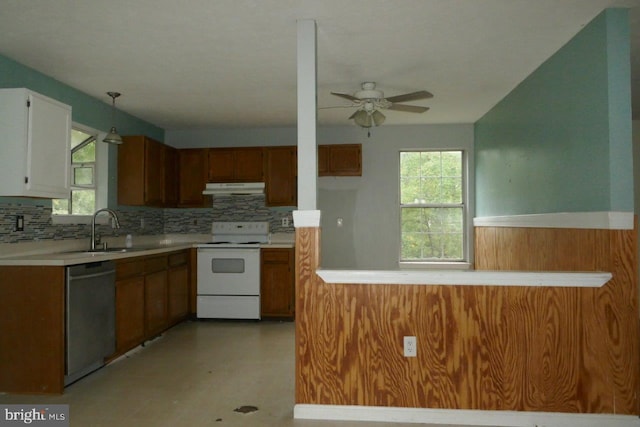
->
xmin=91 ymin=208 xmax=121 ymax=251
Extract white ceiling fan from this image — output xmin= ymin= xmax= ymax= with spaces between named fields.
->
xmin=328 ymin=82 xmax=433 ymax=128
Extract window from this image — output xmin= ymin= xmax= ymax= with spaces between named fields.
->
xmin=53 ymin=128 xmax=97 ymax=215
xmin=52 ymin=125 xmax=108 ymax=223
xmin=400 ymin=150 xmax=466 ymax=263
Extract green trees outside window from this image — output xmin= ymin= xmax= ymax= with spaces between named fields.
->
xmin=400 ymin=151 xmax=465 ymax=261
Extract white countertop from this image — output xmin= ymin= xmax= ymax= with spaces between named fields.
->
xmin=316 ymin=269 xmax=612 ymax=288
xmin=0 ymin=233 xmax=295 ymax=266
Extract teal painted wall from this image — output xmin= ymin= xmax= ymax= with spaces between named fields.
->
xmin=0 ymin=54 xmax=164 ymax=207
xmin=0 ymin=54 xmax=163 ymax=140
xmin=474 ymin=9 xmax=632 ymax=217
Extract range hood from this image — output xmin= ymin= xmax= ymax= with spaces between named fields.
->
xmin=202 ymin=182 xmax=265 ymax=195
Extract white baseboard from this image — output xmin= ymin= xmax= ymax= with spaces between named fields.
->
xmin=473 ymin=211 xmax=634 ymax=230
xmin=293 ymin=404 xmax=640 ymax=427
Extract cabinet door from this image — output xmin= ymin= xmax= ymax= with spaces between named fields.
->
xmin=116 ymin=276 xmax=145 ymax=353
xmin=168 ymin=265 xmax=189 ymax=324
xmin=118 ymin=136 xmax=146 ymax=205
xmin=0 ymin=266 xmax=65 ymax=394
xmin=235 ymin=147 xmax=264 ymax=181
xmin=265 ymin=146 xmax=296 ymax=207
xmin=145 ymin=270 xmax=168 ymax=337
xmin=209 ymin=147 xmax=264 ymax=182
xmin=327 ymin=144 xmax=362 ymax=176
xmin=317 ymin=145 xmax=329 ymax=176
xmin=178 ymin=148 xmax=208 ymax=207
xmin=26 ymin=92 xmax=71 ymax=198
xmin=144 ymin=138 xmax=164 ymax=206
xmin=0 ymin=89 xmax=72 ymax=199
xmin=163 ymin=145 xmax=178 ymax=207
xmin=260 ymin=248 xmax=294 ymax=318
xmin=208 ymin=148 xmax=235 ymax=181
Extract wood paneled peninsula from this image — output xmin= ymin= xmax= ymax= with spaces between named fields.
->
xmin=293 ymin=213 xmax=638 ymax=425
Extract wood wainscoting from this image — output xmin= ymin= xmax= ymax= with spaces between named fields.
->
xmin=294 ymin=224 xmax=639 ymax=415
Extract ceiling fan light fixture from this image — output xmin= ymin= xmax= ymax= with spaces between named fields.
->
xmin=331 ymin=83 xmax=432 ymax=129
xmin=353 ymin=110 xmax=372 ymax=128
xmin=103 ymin=91 xmax=123 ymax=145
xmin=372 ymin=110 xmax=385 ymax=126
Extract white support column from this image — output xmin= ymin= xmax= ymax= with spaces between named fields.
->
xmin=296 ymin=19 xmax=317 ymax=211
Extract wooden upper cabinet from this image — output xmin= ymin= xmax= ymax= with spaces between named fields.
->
xmin=208 ymin=147 xmax=264 ymax=182
xmin=119 ymin=135 xmax=165 ymax=207
xmin=163 ymin=145 xmax=178 ymax=207
xmin=144 ymin=138 xmax=164 ymax=206
xmin=318 ymin=145 xmax=329 ymax=175
xmin=207 ymin=148 xmax=234 ymax=181
xmin=318 ymin=144 xmax=362 ymax=176
xmin=264 ymin=146 xmax=296 ymax=207
xmin=178 ymin=148 xmax=208 ymax=207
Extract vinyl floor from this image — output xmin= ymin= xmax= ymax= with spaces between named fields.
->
xmin=0 ymin=320 xmax=489 ymax=427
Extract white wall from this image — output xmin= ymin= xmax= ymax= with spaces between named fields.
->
xmin=633 ymin=120 xmax=640 ymax=312
xmin=166 ymin=124 xmax=474 ymax=269
xmin=634 ymin=121 xmax=640 ymax=216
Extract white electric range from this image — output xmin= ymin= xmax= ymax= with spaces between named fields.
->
xmin=196 ymin=221 xmax=269 ymax=319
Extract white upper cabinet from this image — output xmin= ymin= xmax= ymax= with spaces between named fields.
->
xmin=0 ymin=88 xmax=71 ymax=198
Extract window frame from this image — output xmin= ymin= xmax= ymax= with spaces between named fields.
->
xmin=398 ymin=149 xmax=472 ymax=270
xmin=51 ymin=123 xmax=109 ymax=225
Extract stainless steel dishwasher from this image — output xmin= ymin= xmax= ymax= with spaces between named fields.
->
xmin=65 ymin=261 xmax=116 ymax=386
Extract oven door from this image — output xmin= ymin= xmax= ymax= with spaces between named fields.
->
xmin=197 ymin=248 xmax=260 ymax=295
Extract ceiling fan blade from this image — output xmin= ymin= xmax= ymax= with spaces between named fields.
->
xmin=387 ymin=104 xmax=430 ymax=113
xmin=331 ymin=92 xmax=360 ymax=102
xmin=385 ymin=90 xmax=433 ymax=103
xmin=348 ymin=110 xmax=359 ymax=120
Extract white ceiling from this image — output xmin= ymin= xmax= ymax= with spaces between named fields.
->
xmin=0 ymin=0 xmax=638 ymax=130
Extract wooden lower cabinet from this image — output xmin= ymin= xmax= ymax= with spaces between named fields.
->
xmin=168 ymin=252 xmax=189 ymax=325
xmin=115 ymin=275 xmax=145 ymax=354
xmin=115 ymin=250 xmax=190 ymax=356
xmin=0 ymin=266 xmax=65 ymax=394
xmin=260 ymin=248 xmax=295 ymax=318
xmin=145 ymin=269 xmax=168 ymax=337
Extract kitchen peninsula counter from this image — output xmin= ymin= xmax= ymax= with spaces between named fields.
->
xmin=316 ymin=268 xmax=612 ymax=288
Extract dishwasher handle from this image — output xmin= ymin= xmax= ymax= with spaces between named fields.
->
xmin=68 ymin=270 xmax=115 ymax=281
xmin=67 ymin=261 xmax=116 ymax=280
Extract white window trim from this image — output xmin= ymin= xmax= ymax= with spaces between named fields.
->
xmin=51 ymin=125 xmax=109 ymax=225
xmin=398 ymin=149 xmax=474 ymax=270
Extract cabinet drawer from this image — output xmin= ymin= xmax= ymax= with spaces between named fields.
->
xmin=116 ymin=259 xmax=145 ymax=280
xmin=262 ymin=248 xmax=291 ymax=263
xmin=145 ymin=256 xmax=168 ymax=273
xmin=168 ymin=251 xmax=188 ymax=267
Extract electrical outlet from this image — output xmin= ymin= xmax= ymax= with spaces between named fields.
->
xmin=282 ymin=217 xmax=289 ymax=227
xmin=15 ymin=215 xmax=24 ymax=231
xmin=404 ymin=336 xmax=417 ymax=357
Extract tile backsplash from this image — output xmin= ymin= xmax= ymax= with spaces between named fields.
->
xmin=0 ymin=195 xmax=294 ymax=244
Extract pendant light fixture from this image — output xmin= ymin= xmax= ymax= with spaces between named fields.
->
xmin=103 ymin=91 xmax=123 ymax=145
